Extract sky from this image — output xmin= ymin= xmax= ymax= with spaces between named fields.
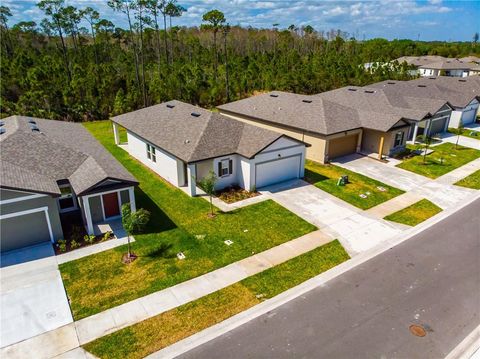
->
xmin=3 ymin=0 xmax=479 ymax=41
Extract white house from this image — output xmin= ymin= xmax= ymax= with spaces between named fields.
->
xmin=112 ymin=101 xmax=308 ymax=196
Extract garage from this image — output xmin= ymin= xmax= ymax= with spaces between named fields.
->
xmin=255 ymin=154 xmax=301 ymax=188
xmin=429 ymin=117 xmax=448 ymax=135
xmin=0 ymin=210 xmax=52 ymax=252
xmin=462 ymin=108 xmax=477 ymax=125
xmin=328 ymin=134 xmax=358 ymax=160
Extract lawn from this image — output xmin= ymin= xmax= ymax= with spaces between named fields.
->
xmin=384 ymin=199 xmax=442 ymax=226
xmin=455 ymin=170 xmax=480 ymax=190
xmin=83 ymin=240 xmax=349 ymax=359
xmin=304 ymin=160 xmax=404 ymax=210
xmin=448 ymin=127 xmax=480 ymax=140
xmin=397 ymin=143 xmax=480 ymax=179
xmin=60 ymin=121 xmax=316 ymax=320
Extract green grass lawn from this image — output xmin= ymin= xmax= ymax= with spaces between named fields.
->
xmin=304 ymin=160 xmax=404 ymax=210
xmin=448 ymin=127 xmax=480 ymax=140
xmin=60 ymin=121 xmax=316 ymax=320
xmin=455 ymin=170 xmax=480 ymax=190
xmin=384 ymin=199 xmax=442 ymax=226
xmin=83 ymin=240 xmax=349 ymax=359
xmin=397 ymin=143 xmax=480 ymax=179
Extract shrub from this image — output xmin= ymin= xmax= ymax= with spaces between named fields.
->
xmin=102 ymin=231 xmax=113 ymax=242
xmin=70 ymin=240 xmax=80 ymax=249
xmin=57 ymin=239 xmax=67 ymax=252
xmin=84 ymin=234 xmax=96 ymax=245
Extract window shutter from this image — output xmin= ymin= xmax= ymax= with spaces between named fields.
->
xmin=218 ymin=161 xmax=222 ymax=176
xmin=229 ymin=159 xmax=233 ymax=174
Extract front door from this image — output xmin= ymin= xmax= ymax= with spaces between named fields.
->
xmin=102 ymin=192 xmax=120 ymax=218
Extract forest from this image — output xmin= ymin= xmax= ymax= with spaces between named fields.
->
xmin=1 ymin=0 xmax=479 ymax=122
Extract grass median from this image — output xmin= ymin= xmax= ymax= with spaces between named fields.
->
xmin=384 ymin=199 xmax=442 ymax=226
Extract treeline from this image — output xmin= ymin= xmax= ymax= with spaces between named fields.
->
xmin=0 ymin=1 xmax=478 ymax=122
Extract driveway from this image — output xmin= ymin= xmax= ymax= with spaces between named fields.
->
xmin=333 ymin=154 xmax=475 ymax=209
xmin=0 ymin=243 xmax=73 ymax=348
xmin=437 ymin=132 xmax=480 ymax=150
xmin=261 ymin=180 xmax=402 ymax=255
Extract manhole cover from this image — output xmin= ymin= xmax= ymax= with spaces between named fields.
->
xmin=409 ymin=324 xmax=426 ymax=337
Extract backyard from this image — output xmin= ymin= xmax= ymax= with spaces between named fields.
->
xmin=83 ymin=240 xmax=349 ymax=359
xmin=397 ymin=143 xmax=480 ymax=179
xmin=384 ymin=199 xmax=442 ymax=226
xmin=60 ymin=121 xmax=316 ymax=320
xmin=455 ymin=170 xmax=480 ymax=190
xmin=304 ymin=160 xmax=404 ymax=210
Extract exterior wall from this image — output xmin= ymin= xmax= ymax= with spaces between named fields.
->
xmin=362 ymin=127 xmax=409 ymax=156
xmin=219 ymin=111 xmax=329 ymax=163
xmin=195 ymin=155 xmax=242 ymax=191
xmin=0 ymin=189 xmax=64 ymax=242
xmin=126 ymin=131 xmax=181 ymax=186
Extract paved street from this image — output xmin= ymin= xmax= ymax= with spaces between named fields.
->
xmin=180 ymin=198 xmax=480 ymax=359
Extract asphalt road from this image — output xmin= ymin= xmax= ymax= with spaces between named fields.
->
xmin=180 ymin=198 xmax=480 ymax=359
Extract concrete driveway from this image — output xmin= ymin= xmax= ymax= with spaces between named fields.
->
xmin=0 ymin=243 xmax=73 ymax=348
xmin=437 ymin=132 xmax=480 ymax=150
xmin=261 ymin=180 xmax=402 ymax=255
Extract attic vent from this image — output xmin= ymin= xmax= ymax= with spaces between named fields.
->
xmin=166 ymin=103 xmax=175 ymax=108
xmin=387 ymin=82 xmax=396 ymax=85
xmin=348 ymin=88 xmax=357 ymax=91
xmin=28 ymin=119 xmax=36 ymax=124
xmin=0 ymin=120 xmax=4 ymax=127
xmin=184 ymin=139 xmax=190 ymax=144
xmin=29 ymin=123 xmax=40 ymax=132
xmin=191 ymin=112 xmax=201 ymax=117
xmin=428 ymin=77 xmax=436 ymax=80
xmin=302 ymin=99 xmax=312 ymax=103
xmin=270 ymin=94 xmax=279 ymax=97
xmin=417 ymin=85 xmax=427 ymax=88
xmin=364 ymin=90 xmax=375 ymax=94
xmin=0 ymin=128 xmax=5 ymax=135
xmin=458 ymin=79 xmax=466 ymax=82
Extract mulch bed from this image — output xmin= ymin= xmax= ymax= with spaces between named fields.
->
xmin=54 ymin=227 xmax=116 ymax=255
xmin=216 ymin=186 xmax=260 ymax=204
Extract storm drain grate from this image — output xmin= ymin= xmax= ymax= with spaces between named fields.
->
xmin=409 ymin=324 xmax=427 ymax=337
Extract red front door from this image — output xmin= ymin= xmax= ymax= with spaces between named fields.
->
xmin=102 ymin=192 xmax=120 ymax=218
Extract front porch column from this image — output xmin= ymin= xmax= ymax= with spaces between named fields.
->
xmin=128 ymin=187 xmax=136 ymax=212
xmin=378 ymin=136 xmax=385 ymax=160
xmin=425 ymin=119 xmax=432 ymax=137
xmin=113 ymin=122 xmax=120 ymax=145
xmin=411 ymin=122 xmax=419 ymax=142
xmin=82 ymin=196 xmax=94 ymax=235
xmin=187 ymin=163 xmax=197 ymax=196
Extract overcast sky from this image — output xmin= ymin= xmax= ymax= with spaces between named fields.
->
xmin=3 ymin=0 xmax=479 ymax=41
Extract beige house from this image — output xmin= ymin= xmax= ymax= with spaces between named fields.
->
xmin=218 ymin=87 xmax=450 ymax=163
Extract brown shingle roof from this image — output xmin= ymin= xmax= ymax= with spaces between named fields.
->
xmin=112 ymin=101 xmax=296 ymax=163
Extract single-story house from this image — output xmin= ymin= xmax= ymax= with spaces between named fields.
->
xmin=395 ymin=56 xmax=479 ymax=77
xmin=218 ymin=88 xmax=450 ymax=163
xmin=0 ymin=116 xmax=137 ymax=252
xmin=111 ymin=101 xmax=308 ymax=196
xmin=371 ymin=77 xmax=480 ymax=129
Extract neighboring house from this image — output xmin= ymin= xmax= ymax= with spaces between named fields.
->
xmin=459 ymin=56 xmax=480 ymax=64
xmin=111 ymin=101 xmax=308 ymax=196
xmin=395 ymin=56 xmax=480 ymax=77
xmin=371 ymin=76 xmax=480 ymax=129
xmin=218 ymin=88 xmax=450 ymax=162
xmin=0 ymin=116 xmax=138 ymax=252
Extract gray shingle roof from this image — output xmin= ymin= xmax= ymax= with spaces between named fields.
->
xmin=218 ymin=87 xmax=446 ymax=136
xmin=0 ymin=116 xmax=137 ymax=196
xmin=112 ymin=101 xmax=293 ymax=163
xmin=419 ymin=59 xmax=475 ymax=70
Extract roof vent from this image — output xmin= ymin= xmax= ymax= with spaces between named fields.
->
xmin=0 ymin=128 xmax=5 ymax=135
xmin=364 ymin=90 xmax=375 ymax=94
xmin=166 ymin=103 xmax=175 ymax=109
xmin=191 ymin=112 xmax=201 ymax=117
xmin=0 ymin=120 xmax=4 ymax=127
xmin=28 ymin=119 xmax=36 ymax=124
xmin=348 ymin=88 xmax=357 ymax=91
xmin=302 ymin=99 xmax=312 ymax=103
xmin=458 ymin=79 xmax=466 ymax=82
xmin=29 ymin=123 xmax=40 ymax=132
xmin=417 ymin=85 xmax=427 ymax=88
xmin=387 ymin=82 xmax=396 ymax=85
xmin=184 ymin=139 xmax=190 ymax=144
xmin=269 ymin=94 xmax=279 ymax=97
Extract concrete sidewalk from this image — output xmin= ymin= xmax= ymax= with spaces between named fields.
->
xmin=436 ymin=157 xmax=480 ymax=185
xmin=2 ymin=230 xmax=333 ymax=358
xmin=366 ymin=191 xmax=424 ymax=218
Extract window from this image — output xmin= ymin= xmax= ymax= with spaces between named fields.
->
xmin=58 ymin=185 xmax=77 ymax=211
xmin=218 ymin=159 xmax=233 ymax=177
xmin=394 ymin=131 xmax=404 ymax=147
xmin=146 ymin=143 xmax=156 ymax=162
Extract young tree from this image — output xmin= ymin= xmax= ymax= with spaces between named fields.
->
xmin=454 ymin=118 xmax=464 ymax=150
xmin=201 ymin=9 xmax=225 ymax=80
xmin=417 ymin=134 xmax=433 ymax=164
xmin=121 ymin=204 xmax=150 ymax=261
xmin=198 ymin=171 xmax=217 ymax=217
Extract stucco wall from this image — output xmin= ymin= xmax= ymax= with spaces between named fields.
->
xmin=0 ymin=189 xmax=64 ymax=242
xmin=126 ymin=131 xmax=181 ymax=186
xmin=362 ymin=127 xmax=409 ymax=156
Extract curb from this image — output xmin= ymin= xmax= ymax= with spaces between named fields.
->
xmin=445 ymin=324 xmax=480 ymax=359
xmin=151 ymin=192 xmax=480 ymax=359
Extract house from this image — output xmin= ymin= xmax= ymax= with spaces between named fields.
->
xmin=111 ymin=101 xmax=308 ymax=196
xmin=395 ymin=56 xmax=479 ymax=77
xmin=0 ymin=116 xmax=138 ymax=252
xmin=218 ymin=88 xmax=450 ymax=162
xmin=371 ymin=77 xmax=480 ymax=129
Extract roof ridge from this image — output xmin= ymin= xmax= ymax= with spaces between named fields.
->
xmin=187 ymin=111 xmax=218 ymax=162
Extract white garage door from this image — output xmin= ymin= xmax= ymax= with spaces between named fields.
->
xmin=1 ymin=211 xmax=52 ymax=252
xmin=255 ymin=155 xmax=301 ymax=188
xmin=462 ymin=109 xmax=476 ymax=125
